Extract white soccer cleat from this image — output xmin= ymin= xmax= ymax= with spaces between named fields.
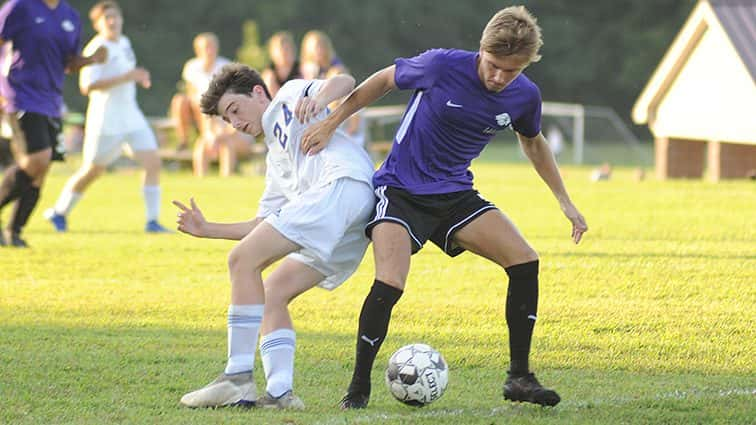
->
xmin=180 ymin=372 xmax=256 ymax=408
xmin=256 ymin=390 xmax=305 ymax=410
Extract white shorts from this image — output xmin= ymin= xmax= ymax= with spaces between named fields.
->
xmin=265 ymin=178 xmax=374 ymax=290
xmin=83 ymin=126 xmax=158 ymax=166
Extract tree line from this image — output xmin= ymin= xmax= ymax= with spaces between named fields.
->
xmin=62 ymin=0 xmax=696 ymax=135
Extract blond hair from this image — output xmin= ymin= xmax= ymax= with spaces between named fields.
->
xmin=89 ymin=0 xmax=120 ymax=23
xmin=268 ymin=31 xmax=296 ymax=55
xmin=193 ymin=32 xmax=219 ymax=50
xmin=480 ymin=6 xmax=543 ymax=63
xmin=300 ymin=30 xmax=334 ymax=69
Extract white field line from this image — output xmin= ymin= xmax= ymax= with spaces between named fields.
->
xmin=312 ymin=387 xmax=755 ymax=425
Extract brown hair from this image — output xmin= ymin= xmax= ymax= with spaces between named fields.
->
xmin=89 ymin=1 xmax=121 ymax=23
xmin=480 ymin=6 xmax=543 ymax=63
xmin=200 ymin=63 xmax=271 ymax=116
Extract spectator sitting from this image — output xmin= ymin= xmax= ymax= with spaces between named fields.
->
xmin=261 ymin=31 xmax=301 ymax=97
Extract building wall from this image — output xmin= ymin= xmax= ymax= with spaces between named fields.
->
xmin=652 ymin=23 xmax=756 ymax=145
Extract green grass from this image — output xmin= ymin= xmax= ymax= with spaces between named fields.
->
xmin=1 ymin=155 xmax=754 ymax=424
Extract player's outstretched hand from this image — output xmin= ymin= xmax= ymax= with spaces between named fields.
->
xmin=173 ymin=197 xmax=207 ymax=238
xmin=561 ymin=201 xmax=587 ymax=244
xmin=301 ymin=120 xmax=336 ymax=155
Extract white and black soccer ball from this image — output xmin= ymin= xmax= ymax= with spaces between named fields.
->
xmin=385 ymin=343 xmax=449 ymax=407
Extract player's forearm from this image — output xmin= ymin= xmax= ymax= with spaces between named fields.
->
xmin=66 ymin=54 xmax=100 ymax=74
xmin=324 ymin=66 xmax=396 ymax=130
xmin=314 ymin=74 xmax=355 ymax=107
xmin=81 ymin=73 xmax=131 ymax=95
xmin=200 ymin=217 xmax=263 ymax=240
xmin=520 ymin=133 xmax=573 ymax=204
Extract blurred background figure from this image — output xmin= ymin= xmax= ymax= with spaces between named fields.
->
xmin=44 ymin=0 xmax=169 ymax=234
xmin=299 ymin=30 xmax=345 ymax=79
xmin=300 ymin=30 xmax=364 ymax=147
xmin=170 ymin=32 xmax=251 ymax=176
xmin=546 ymin=124 xmax=564 ymax=157
xmin=591 ymin=162 xmax=612 ymax=181
xmin=261 ymin=31 xmax=301 ymax=97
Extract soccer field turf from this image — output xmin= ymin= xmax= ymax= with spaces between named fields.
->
xmin=1 ymin=159 xmax=754 ymax=424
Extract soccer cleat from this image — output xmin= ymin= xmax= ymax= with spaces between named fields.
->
xmin=44 ymin=209 xmax=67 ymax=232
xmin=503 ymin=372 xmax=561 ymax=406
xmin=256 ymin=390 xmax=305 ymax=410
xmin=3 ymin=230 xmax=28 ymax=248
xmin=145 ymin=220 xmax=171 ymax=233
xmin=179 ymin=371 xmax=256 ymax=408
xmin=339 ymin=392 xmax=369 ymax=410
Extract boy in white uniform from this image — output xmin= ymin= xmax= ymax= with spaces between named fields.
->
xmin=44 ymin=1 xmax=168 ymax=233
xmin=174 ymin=63 xmax=374 ymax=409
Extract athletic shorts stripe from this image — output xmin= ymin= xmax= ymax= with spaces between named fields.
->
xmin=442 ymin=204 xmax=498 ymax=253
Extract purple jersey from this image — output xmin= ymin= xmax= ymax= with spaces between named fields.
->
xmin=0 ymin=0 xmax=81 ymax=118
xmin=374 ymin=49 xmax=542 ymax=194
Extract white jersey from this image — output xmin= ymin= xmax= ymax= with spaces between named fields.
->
xmin=182 ymin=56 xmax=230 ymax=103
xmin=79 ymin=35 xmax=150 ymax=136
xmin=257 ymin=79 xmax=374 ymax=217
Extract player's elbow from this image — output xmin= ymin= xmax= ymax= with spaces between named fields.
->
xmin=80 ymin=84 xmax=92 ymax=96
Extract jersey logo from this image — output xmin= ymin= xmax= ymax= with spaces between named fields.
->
xmin=445 ymin=100 xmax=463 ymax=108
xmin=61 ymin=20 xmax=75 ymax=32
xmin=496 ymin=112 xmax=511 ymax=127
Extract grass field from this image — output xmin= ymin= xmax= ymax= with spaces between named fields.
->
xmin=1 ymin=152 xmax=754 ymax=424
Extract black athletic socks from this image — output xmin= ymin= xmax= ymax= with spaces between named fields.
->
xmin=505 ymin=260 xmax=539 ymax=376
xmin=347 ymin=279 xmax=403 ymax=397
xmin=0 ymin=165 xmax=32 ymax=210
xmin=9 ymin=185 xmax=40 ymax=234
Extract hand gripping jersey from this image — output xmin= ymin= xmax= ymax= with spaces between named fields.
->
xmin=257 ymin=79 xmax=374 ymax=217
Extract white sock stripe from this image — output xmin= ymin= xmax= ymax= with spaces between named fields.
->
xmin=528 ymin=314 xmax=537 ymax=321
xmin=260 ymin=337 xmax=296 ymax=354
xmin=228 ymin=315 xmax=262 ymax=327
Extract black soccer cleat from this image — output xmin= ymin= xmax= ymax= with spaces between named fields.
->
xmin=503 ymin=372 xmax=561 ymax=407
xmin=4 ymin=230 xmax=28 ymax=248
xmin=339 ymin=392 xmax=369 ymax=410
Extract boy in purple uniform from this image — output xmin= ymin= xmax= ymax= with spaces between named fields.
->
xmin=0 ymin=0 xmax=105 ymax=247
xmin=303 ymin=6 xmax=588 ymax=408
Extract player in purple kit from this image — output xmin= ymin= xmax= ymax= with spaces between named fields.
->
xmin=0 ymin=0 xmax=105 ymax=247
xmin=302 ymin=6 xmax=588 ymax=408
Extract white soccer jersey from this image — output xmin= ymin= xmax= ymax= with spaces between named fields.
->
xmin=182 ymin=56 xmax=230 ymax=103
xmin=79 ymin=35 xmax=150 ymax=136
xmin=257 ymin=79 xmax=374 ymax=217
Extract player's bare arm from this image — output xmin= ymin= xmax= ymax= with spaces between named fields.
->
xmin=301 ymin=65 xmax=396 ymax=154
xmin=295 ymin=74 xmax=355 ymax=124
xmin=65 ymin=45 xmax=108 ymax=74
xmin=173 ymin=198 xmax=262 ymax=240
xmin=81 ymin=67 xmax=151 ymax=95
xmin=517 ymin=131 xmax=588 ymax=243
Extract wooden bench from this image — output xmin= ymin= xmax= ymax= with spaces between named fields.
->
xmin=158 ymin=143 xmax=267 ymax=169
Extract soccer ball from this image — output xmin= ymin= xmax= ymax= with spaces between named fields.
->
xmin=385 ymin=343 xmax=449 ymax=407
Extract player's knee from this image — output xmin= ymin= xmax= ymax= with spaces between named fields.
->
xmin=262 ymin=284 xmax=292 ymax=307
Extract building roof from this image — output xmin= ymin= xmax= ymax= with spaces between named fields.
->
xmin=710 ymin=0 xmax=756 ymax=81
xmin=632 ymin=0 xmax=756 ymax=125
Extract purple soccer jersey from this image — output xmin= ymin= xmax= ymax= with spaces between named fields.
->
xmin=374 ymin=49 xmax=543 ymax=194
xmin=0 ymin=0 xmax=82 ymax=118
